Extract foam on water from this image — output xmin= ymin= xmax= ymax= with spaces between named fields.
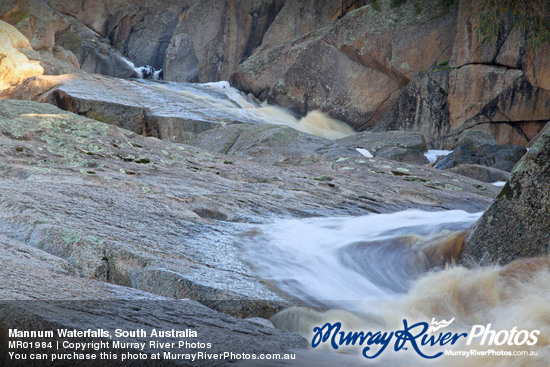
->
xmin=244 ymin=210 xmax=481 ymax=309
xmin=135 ymin=79 xmax=354 ymax=139
xmin=243 ymin=210 xmax=550 ymax=366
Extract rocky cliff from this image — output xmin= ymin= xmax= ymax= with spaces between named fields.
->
xmin=2 ymin=0 xmax=548 ymax=148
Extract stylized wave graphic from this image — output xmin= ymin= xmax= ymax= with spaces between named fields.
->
xmin=427 ymin=317 xmax=455 ymax=333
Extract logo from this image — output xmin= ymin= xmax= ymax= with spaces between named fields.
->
xmin=311 ymin=319 xmax=539 ymax=359
xmin=427 ymin=317 xmax=455 ymax=333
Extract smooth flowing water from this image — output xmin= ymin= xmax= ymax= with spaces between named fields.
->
xmin=135 ymin=79 xmax=355 ymax=140
xmin=244 ymin=210 xmax=480 ymax=309
xmin=131 ymin=68 xmax=541 ymax=366
xmin=243 ymin=210 xmax=550 ymax=366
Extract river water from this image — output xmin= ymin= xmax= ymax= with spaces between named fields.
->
xmin=135 ymin=79 xmax=355 ymax=140
xmin=240 ymin=209 xmax=550 ymax=366
xmin=138 ymin=76 xmax=546 ymax=366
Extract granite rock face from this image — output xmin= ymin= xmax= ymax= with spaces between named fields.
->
xmin=460 ymin=127 xmax=550 ymax=265
xmin=231 ymin=0 xmax=458 ymax=130
xmin=373 ymin=70 xmax=450 ymax=143
xmin=0 ymin=99 xmax=497 ymax=318
xmin=3 ymin=0 xmax=549 ymax=148
xmin=0 ymin=234 xmax=306 ymax=366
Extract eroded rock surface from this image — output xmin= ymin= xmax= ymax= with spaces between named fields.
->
xmin=460 ymin=127 xmax=550 ymax=265
xmin=0 ymin=99 xmax=497 ymax=319
xmin=0 ymin=233 xmax=306 ymax=366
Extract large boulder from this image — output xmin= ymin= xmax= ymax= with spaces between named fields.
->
xmin=447 ymin=164 xmax=510 ymax=183
xmin=460 ymin=127 xmax=550 ymax=265
xmin=231 ymin=0 xmax=458 ymax=130
xmin=0 ymin=20 xmax=43 ymax=90
xmin=434 ymin=144 xmax=526 ymax=172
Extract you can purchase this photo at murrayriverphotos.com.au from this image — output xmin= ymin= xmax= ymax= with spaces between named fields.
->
xmin=0 ymin=0 xmax=549 ymax=366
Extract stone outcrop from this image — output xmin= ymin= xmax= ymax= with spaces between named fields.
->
xmin=0 ymin=20 xmax=44 ymax=90
xmin=372 ymin=0 xmax=550 ymax=147
xmin=0 ymin=234 xmax=306 ymax=366
xmin=231 ymin=0 xmax=458 ymax=130
xmin=0 ymin=99 xmax=497 ymax=318
xmin=460 ymin=127 xmax=550 ymax=265
xmin=434 ymin=144 xmax=526 ymax=172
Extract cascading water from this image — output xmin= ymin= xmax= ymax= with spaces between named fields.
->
xmin=243 ymin=210 xmax=480 ymax=309
xmin=131 ymin=78 xmax=355 ymax=140
xmin=241 ymin=210 xmax=550 ymax=366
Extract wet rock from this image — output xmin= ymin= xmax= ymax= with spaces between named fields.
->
xmin=460 ymin=126 xmax=550 ymax=265
xmin=434 ymin=144 xmax=527 ymax=172
xmin=448 ymin=164 xmax=510 ymax=183
xmin=2 ymin=74 xmax=261 ymax=141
